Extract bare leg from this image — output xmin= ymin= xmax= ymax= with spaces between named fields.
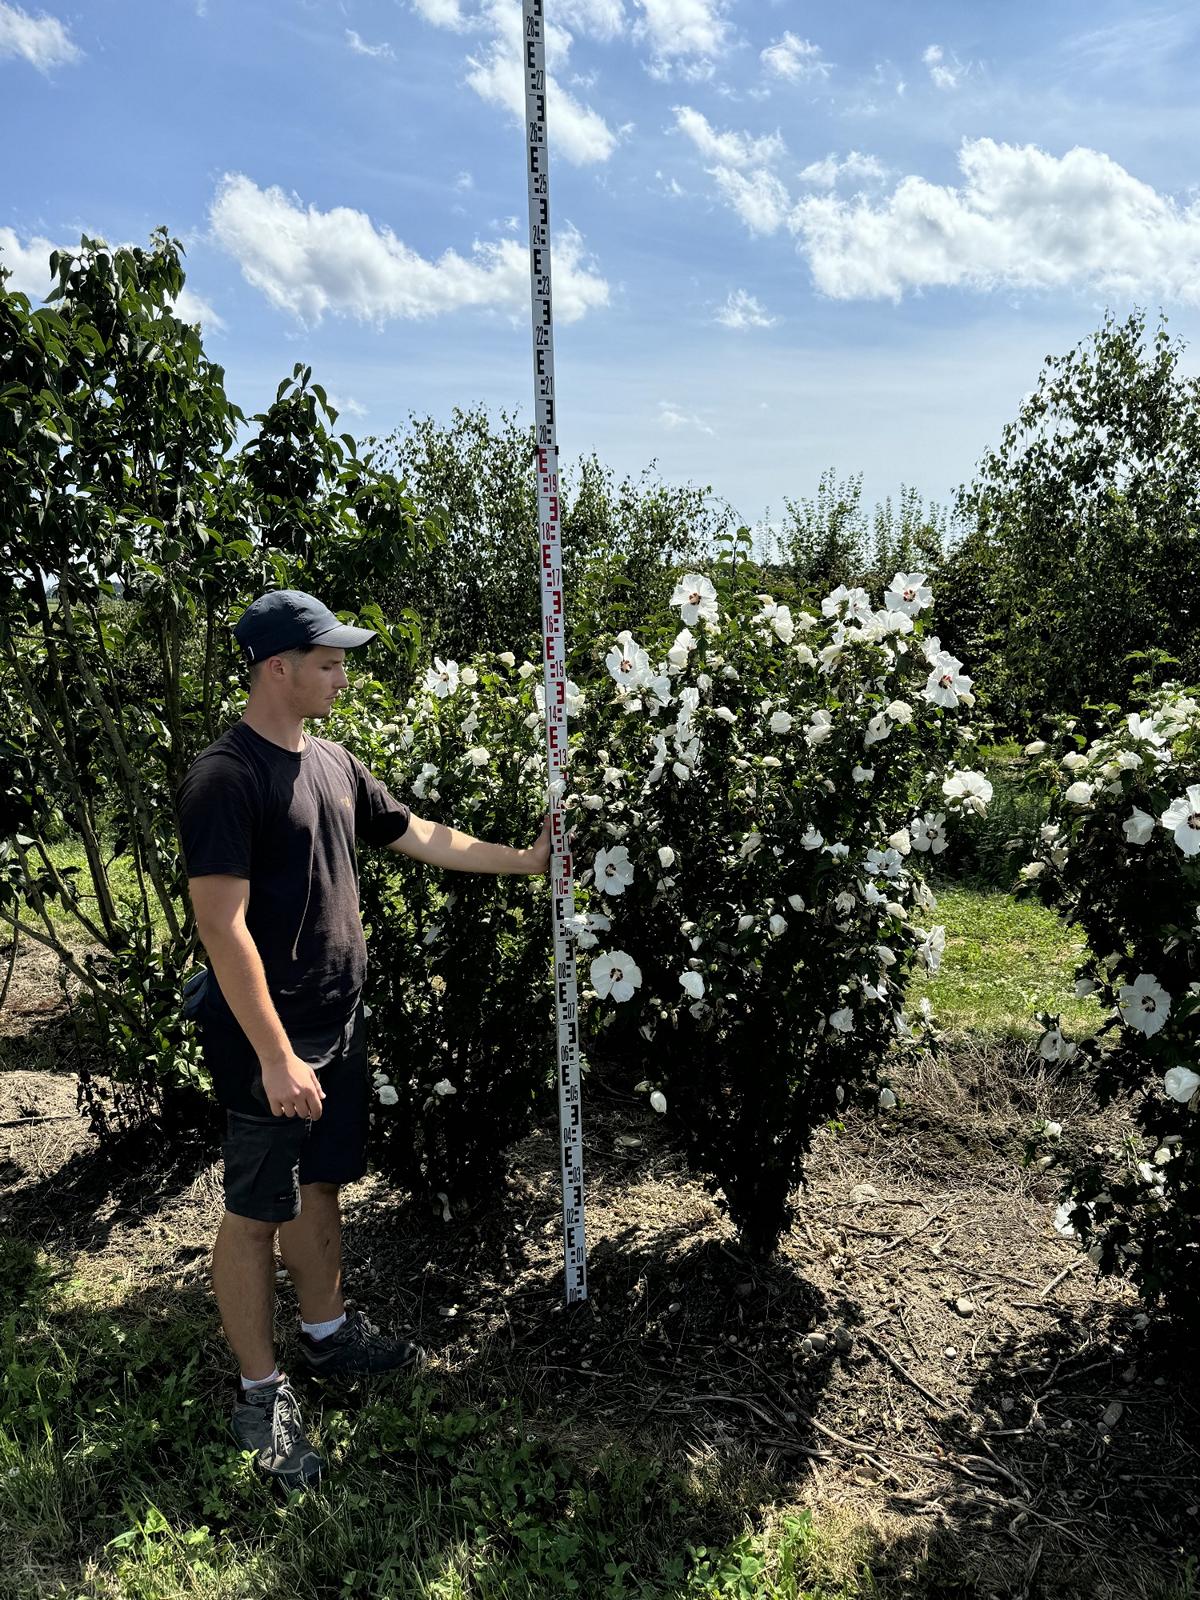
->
xmin=278 ymin=1182 xmax=345 ymax=1325
xmin=212 ymin=1212 xmax=278 ymax=1380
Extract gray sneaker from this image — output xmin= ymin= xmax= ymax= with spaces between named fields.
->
xmin=296 ymin=1309 xmax=425 ymax=1380
xmin=231 ymin=1375 xmax=323 ymax=1489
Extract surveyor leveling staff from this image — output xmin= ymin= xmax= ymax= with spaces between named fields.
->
xmin=522 ymin=0 xmax=587 ymax=1303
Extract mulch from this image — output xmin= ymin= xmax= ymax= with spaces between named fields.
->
xmin=1 ymin=936 xmax=1196 ymax=1600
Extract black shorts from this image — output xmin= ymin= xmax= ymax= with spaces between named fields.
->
xmin=199 ymin=1003 xmax=369 ymax=1224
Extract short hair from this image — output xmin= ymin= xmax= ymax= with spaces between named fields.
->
xmin=247 ymin=642 xmax=317 ymax=685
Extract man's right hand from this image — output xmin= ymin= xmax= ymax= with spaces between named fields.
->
xmin=261 ymin=1050 xmax=326 ymax=1119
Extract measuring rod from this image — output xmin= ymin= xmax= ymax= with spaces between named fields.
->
xmin=522 ymin=0 xmax=587 ymax=1302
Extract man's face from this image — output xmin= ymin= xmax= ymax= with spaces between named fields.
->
xmin=281 ymin=645 xmax=350 ymax=718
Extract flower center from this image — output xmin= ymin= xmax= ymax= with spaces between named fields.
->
xmin=939 ymin=672 xmax=954 ymax=688
xmin=1141 ymin=996 xmax=1156 ymax=1013
xmin=1188 ymin=812 xmax=1200 ymax=830
xmin=688 ymin=591 xmax=700 ymax=605
xmin=620 ymin=657 xmax=632 ymax=672
xmin=903 ymin=587 xmax=916 ymax=602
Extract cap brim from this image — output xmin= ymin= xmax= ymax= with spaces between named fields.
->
xmin=311 ymin=624 xmax=377 ymax=650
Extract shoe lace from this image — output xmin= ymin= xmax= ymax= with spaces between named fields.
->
xmin=270 ymin=1382 xmax=307 ymax=1459
xmin=345 ymin=1311 xmax=380 ymax=1349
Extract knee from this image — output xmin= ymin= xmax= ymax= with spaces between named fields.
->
xmin=220 ymin=1211 xmax=279 ymax=1245
xmin=300 ymin=1181 xmax=340 ymax=1199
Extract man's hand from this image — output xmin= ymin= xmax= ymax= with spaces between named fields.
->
xmin=261 ymin=1049 xmax=327 ymax=1119
xmin=525 ymin=814 xmax=552 ymax=875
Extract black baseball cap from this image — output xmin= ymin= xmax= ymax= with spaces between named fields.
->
xmin=233 ymin=590 xmax=376 ymax=663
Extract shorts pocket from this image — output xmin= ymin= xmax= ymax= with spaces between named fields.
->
xmin=222 ymin=1111 xmax=306 ymax=1223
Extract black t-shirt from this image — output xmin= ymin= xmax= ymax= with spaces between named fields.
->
xmin=174 ymin=721 xmax=410 ymax=1034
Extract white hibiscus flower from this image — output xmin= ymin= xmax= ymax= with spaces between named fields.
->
xmin=917 ymin=925 xmax=947 ymax=973
xmin=667 ymin=629 xmax=697 ymax=671
xmin=821 ymin=585 xmax=873 ymax=623
xmin=1064 ymin=781 xmax=1093 ymax=807
xmin=650 ymin=1089 xmax=668 ymax=1114
xmin=769 ymin=709 xmax=793 ymax=735
xmin=605 ymin=631 xmax=651 ymax=691
xmin=568 ymin=909 xmax=612 ymax=950
xmin=829 ymin=1007 xmax=855 ymax=1033
xmin=590 ymin=949 xmax=643 ymax=1003
xmin=804 ymin=709 xmax=835 ymax=746
xmin=1126 ymin=712 xmax=1164 ymax=746
xmin=863 ymin=712 xmax=893 ymax=747
xmin=910 ymin=812 xmax=948 ymax=854
xmin=594 ymin=845 xmax=635 ymax=896
xmin=1123 ymin=808 xmax=1156 ymax=846
xmin=424 ymin=657 xmax=460 ymax=698
xmin=1160 ymin=785 xmax=1200 ymax=856
xmin=679 ymin=971 xmax=705 ymax=1000
xmin=942 ymin=770 xmax=993 ymax=815
xmin=1163 ymin=1066 xmax=1199 ymax=1103
xmin=884 ymin=571 xmax=933 ymax=617
xmin=670 ymin=573 xmax=719 ymax=628
xmin=924 ymin=651 xmax=972 ymax=708
xmin=1118 ymin=973 xmax=1171 ymax=1037
xmin=865 ymin=847 xmax=905 ymax=880
xmin=1038 ymin=1026 xmax=1077 ymax=1063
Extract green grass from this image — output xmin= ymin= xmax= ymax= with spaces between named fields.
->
xmin=37 ymin=841 xmax=179 ymax=947
xmin=909 ymin=884 xmax=1101 ymax=1040
xmin=0 ymin=1239 xmax=870 ymax=1600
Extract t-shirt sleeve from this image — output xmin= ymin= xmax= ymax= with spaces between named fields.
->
xmin=349 ymin=752 xmax=411 ymax=847
xmin=175 ymin=751 xmax=259 ymax=878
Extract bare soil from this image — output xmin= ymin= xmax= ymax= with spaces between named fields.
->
xmin=1 ymin=938 xmax=1197 ymax=1600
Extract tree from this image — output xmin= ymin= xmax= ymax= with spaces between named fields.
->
xmin=950 ymin=311 xmax=1200 ymax=733
xmin=0 ymin=230 xmax=431 ymax=1135
xmin=370 ymin=406 xmax=732 ymax=664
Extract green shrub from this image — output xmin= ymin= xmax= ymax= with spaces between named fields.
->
xmin=564 ymin=544 xmax=986 ymax=1254
xmin=1022 ymin=686 xmax=1200 ymax=1327
xmin=329 ymin=664 xmax=554 ymax=1203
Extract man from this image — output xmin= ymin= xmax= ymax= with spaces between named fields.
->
xmin=174 ymin=589 xmax=549 ymax=1490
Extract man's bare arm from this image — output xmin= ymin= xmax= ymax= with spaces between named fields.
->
xmin=388 ymin=814 xmax=551 ymax=875
xmin=187 ymin=875 xmax=325 ymax=1118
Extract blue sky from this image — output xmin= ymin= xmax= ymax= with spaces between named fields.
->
xmin=4 ymin=0 xmax=1200 ymax=527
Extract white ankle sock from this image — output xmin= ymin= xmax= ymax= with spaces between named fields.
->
xmin=301 ymin=1311 xmax=347 ymax=1342
xmin=241 ymin=1367 xmax=282 ymax=1390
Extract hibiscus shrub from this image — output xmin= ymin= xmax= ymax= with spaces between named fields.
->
xmin=1021 ymin=689 xmax=1200 ymax=1326
xmin=565 ymin=556 xmax=987 ymax=1255
xmin=328 ymin=659 xmax=554 ymax=1204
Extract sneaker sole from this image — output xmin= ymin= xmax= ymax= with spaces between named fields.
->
xmin=296 ymin=1345 xmax=426 ymax=1383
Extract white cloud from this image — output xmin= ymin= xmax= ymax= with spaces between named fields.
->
xmin=789 ymin=138 xmax=1200 ymax=305
xmin=798 ymin=150 xmax=886 ymax=189
xmin=0 ymin=2 xmax=79 ymax=70
xmin=673 ymin=105 xmax=783 ymax=168
xmin=554 ymin=0 xmax=626 ymax=42
xmin=658 ymin=399 xmax=714 ymax=434
xmin=761 ymin=31 xmax=829 ymax=83
xmin=922 ymin=43 xmax=959 ymax=91
xmin=635 ymin=0 xmax=729 ymax=73
xmin=709 ymin=165 xmax=791 ymax=235
xmin=410 ymin=0 xmax=617 ymax=163
xmin=464 ymin=0 xmax=617 ymax=165
xmin=173 ymin=287 xmax=225 ymax=331
xmin=714 ymin=289 xmax=776 ymax=330
xmin=411 ymin=0 xmax=469 ymax=30
xmin=329 ymin=393 xmax=368 ymax=419
xmin=210 ymin=173 xmax=610 ymax=324
xmin=2 ymin=227 xmax=225 ymax=328
xmin=0 ymin=226 xmax=56 ymax=296
xmin=346 ymin=29 xmax=394 ymax=59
